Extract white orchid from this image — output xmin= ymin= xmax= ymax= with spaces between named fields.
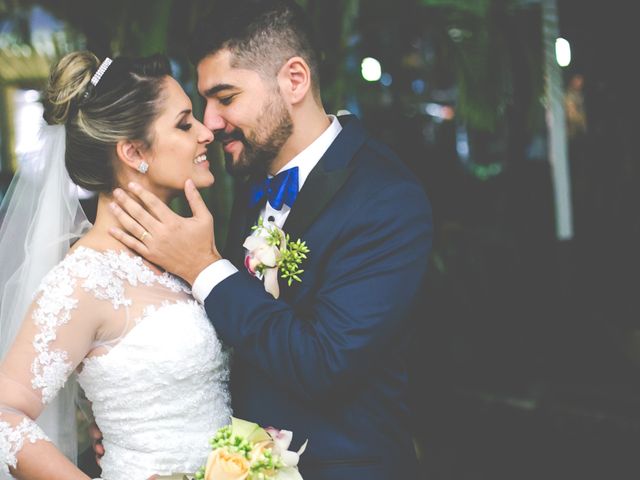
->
xmin=263 ymin=427 xmax=308 ymax=480
xmin=243 ymin=233 xmax=279 ymax=272
xmin=243 ymin=219 xmax=307 ymax=299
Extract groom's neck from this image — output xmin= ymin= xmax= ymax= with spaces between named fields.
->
xmin=268 ymin=105 xmax=330 ymax=175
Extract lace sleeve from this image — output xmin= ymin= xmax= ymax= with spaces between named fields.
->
xmin=0 ymin=263 xmax=101 ymax=477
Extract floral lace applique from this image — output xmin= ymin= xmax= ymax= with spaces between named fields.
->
xmin=30 ymin=265 xmax=78 ymax=404
xmin=77 ymin=248 xmax=189 ymax=305
xmin=136 ymin=299 xmax=201 ymax=325
xmin=0 ymin=414 xmax=49 ymax=473
xmin=28 ymin=247 xmax=190 ymax=404
xmin=76 ymin=300 xmax=231 ymax=479
xmin=157 ymin=273 xmax=191 ymax=294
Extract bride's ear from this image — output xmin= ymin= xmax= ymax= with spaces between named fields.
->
xmin=115 ymin=139 xmax=149 ymax=172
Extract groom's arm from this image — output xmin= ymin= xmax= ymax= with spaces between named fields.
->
xmin=108 ymin=176 xmax=432 ymax=401
xmin=204 ymin=180 xmax=432 ymax=400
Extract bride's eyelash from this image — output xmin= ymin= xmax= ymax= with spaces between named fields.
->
xmin=178 ymin=123 xmax=192 ymax=131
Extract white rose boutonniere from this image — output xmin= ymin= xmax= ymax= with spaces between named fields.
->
xmin=243 ymin=217 xmax=310 ymax=299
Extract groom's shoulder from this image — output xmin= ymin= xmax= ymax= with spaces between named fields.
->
xmin=335 ymin=114 xmax=429 ymax=210
xmin=352 ymin=133 xmax=424 ymax=194
xmin=342 ymin=138 xmax=430 ymax=225
xmin=336 ymin=117 xmax=417 ymax=181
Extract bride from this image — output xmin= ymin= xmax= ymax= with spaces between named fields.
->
xmin=0 ymin=51 xmax=231 ymax=479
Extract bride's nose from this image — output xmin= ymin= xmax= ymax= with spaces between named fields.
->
xmin=197 ymin=120 xmax=214 ymax=144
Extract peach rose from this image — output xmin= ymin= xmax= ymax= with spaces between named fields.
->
xmin=204 ymin=448 xmax=250 ymax=480
xmin=250 ymin=439 xmax=275 ymax=458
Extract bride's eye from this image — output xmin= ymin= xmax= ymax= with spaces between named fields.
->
xmin=178 ymin=123 xmax=192 ymax=131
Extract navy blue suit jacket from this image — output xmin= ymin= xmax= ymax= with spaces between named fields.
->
xmin=205 ymin=115 xmax=432 ymax=479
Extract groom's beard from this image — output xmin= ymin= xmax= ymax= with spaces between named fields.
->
xmin=219 ymin=95 xmax=293 ymax=178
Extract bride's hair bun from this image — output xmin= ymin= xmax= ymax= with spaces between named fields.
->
xmin=43 ymin=51 xmax=100 ymax=125
xmin=41 ymin=50 xmax=171 ymax=192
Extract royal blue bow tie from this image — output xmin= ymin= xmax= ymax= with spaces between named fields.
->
xmin=249 ymin=166 xmax=299 ymax=210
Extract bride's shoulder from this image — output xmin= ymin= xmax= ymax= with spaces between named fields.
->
xmin=63 ymin=244 xmax=145 ymax=277
xmin=29 ymin=247 xmax=104 ymax=315
xmin=35 ymin=246 xmax=153 ymax=312
xmin=36 ymin=246 xmax=111 ymax=294
xmin=36 ymin=246 xmax=133 ymax=305
xmin=59 ymin=244 xmax=111 ymax=275
xmin=50 ymin=245 xmax=190 ymax=299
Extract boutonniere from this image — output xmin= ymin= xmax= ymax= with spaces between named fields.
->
xmin=243 ymin=217 xmax=310 ymax=299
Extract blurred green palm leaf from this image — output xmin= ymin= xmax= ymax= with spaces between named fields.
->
xmin=420 ymin=0 xmax=541 ymax=132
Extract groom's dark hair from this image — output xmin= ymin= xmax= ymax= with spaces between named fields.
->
xmin=189 ymin=0 xmax=322 ymax=100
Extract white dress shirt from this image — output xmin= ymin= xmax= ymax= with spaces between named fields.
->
xmin=192 ymin=115 xmax=342 ymax=303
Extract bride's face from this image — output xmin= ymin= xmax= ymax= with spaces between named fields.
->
xmin=144 ymin=76 xmax=214 ymax=197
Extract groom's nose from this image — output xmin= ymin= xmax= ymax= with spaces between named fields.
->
xmin=203 ymin=107 xmax=225 ymax=132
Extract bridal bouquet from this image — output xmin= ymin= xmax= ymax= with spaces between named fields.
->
xmin=193 ymin=417 xmax=307 ymax=480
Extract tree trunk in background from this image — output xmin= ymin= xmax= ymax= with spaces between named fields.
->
xmin=542 ymin=0 xmax=573 ymax=240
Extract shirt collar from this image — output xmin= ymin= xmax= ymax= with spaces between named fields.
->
xmin=271 ymin=115 xmax=342 ymax=190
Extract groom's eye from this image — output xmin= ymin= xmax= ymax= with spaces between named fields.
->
xmin=219 ymin=95 xmax=236 ymax=106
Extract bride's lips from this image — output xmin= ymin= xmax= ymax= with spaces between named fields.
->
xmin=193 ymin=152 xmax=209 ymax=168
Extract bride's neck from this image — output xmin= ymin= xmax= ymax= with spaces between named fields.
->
xmin=75 ymin=193 xmax=141 ymax=252
xmin=95 ymin=192 xmax=124 ymax=230
xmin=74 ymin=181 xmax=172 ymax=253
xmin=73 ymin=193 xmax=168 ymax=275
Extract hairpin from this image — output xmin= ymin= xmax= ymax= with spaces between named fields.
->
xmin=81 ymin=57 xmax=113 ymax=103
xmin=90 ymin=57 xmax=113 ymax=86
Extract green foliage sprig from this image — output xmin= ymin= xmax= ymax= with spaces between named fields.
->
xmin=251 ymin=217 xmax=310 ymax=286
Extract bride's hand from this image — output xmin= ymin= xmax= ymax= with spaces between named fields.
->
xmin=89 ymin=421 xmax=104 ymax=465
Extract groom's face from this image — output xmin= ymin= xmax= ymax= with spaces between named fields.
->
xmin=197 ymin=50 xmax=293 ymax=177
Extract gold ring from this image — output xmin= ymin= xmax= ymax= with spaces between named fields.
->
xmin=140 ymin=231 xmax=150 ymax=242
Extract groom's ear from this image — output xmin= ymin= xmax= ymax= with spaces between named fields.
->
xmin=115 ymin=140 xmax=149 ymax=171
xmin=278 ymin=56 xmax=311 ymax=105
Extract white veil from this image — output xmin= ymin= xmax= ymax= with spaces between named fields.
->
xmin=0 ymin=123 xmax=92 ymax=465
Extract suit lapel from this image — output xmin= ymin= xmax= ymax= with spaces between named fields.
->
xmin=282 ymin=165 xmax=353 ymax=241
xmin=223 ymin=179 xmax=263 ymax=268
xmin=283 ymin=115 xmax=367 ymax=240
xmin=225 ymin=115 xmax=369 ymax=268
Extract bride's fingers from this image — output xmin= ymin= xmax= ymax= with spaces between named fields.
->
xmin=88 ymin=422 xmax=102 ymax=441
xmin=88 ymin=422 xmax=105 ymax=461
xmin=94 ymin=441 xmax=104 ymax=462
xmin=112 ymin=188 xmax=160 ymax=231
xmin=89 ymin=431 xmax=104 ymax=465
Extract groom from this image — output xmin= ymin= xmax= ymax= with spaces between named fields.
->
xmin=109 ymin=1 xmax=432 ymax=478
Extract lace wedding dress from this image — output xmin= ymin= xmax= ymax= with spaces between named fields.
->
xmin=0 ymin=246 xmax=231 ymax=480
